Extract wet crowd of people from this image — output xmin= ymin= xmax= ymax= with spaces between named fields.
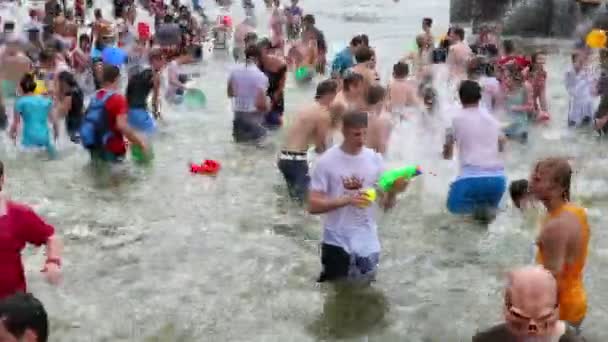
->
xmin=0 ymin=0 xmax=602 ymax=341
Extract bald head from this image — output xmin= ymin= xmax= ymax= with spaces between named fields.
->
xmin=505 ymin=266 xmax=558 ymax=317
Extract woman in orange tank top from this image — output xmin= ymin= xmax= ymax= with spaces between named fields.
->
xmin=530 ymin=157 xmax=590 ymax=328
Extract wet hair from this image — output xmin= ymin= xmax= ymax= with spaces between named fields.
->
xmin=244 ymin=32 xmax=258 ymax=45
xmin=342 ymin=111 xmax=368 ymax=129
xmin=366 ymin=85 xmax=386 ymax=106
xmin=423 ymin=18 xmax=433 ymax=27
xmin=303 ymin=14 xmax=315 ymax=25
xmin=38 ymin=49 xmax=55 ymax=64
xmin=354 ymin=46 xmax=374 ymax=63
xmin=257 ymin=38 xmax=273 ymax=50
xmin=509 ymin=179 xmax=529 ymax=208
xmin=315 ymin=79 xmax=338 ymax=99
xmin=393 ymin=61 xmax=409 ymax=78
xmin=20 ymin=73 xmax=37 ymax=93
xmin=102 ymin=64 xmax=121 ymax=84
xmin=342 ymin=72 xmax=364 ymax=92
xmin=503 ymin=39 xmax=515 ymax=55
xmin=350 ymin=35 xmax=363 ymax=47
xmin=535 ymin=158 xmax=572 ymax=201
xmin=359 ymin=34 xmax=370 ymax=46
xmin=529 ymin=51 xmax=546 ymax=73
xmin=57 ymin=71 xmax=78 ymax=89
xmin=452 ymin=27 xmax=465 ymax=41
xmin=0 ymin=293 xmax=49 ymax=342
xmin=79 ymin=33 xmax=90 ymax=43
xmin=94 ymin=8 xmax=102 ymax=19
xmin=245 ymin=44 xmax=262 ymax=61
xmin=458 ymin=80 xmax=482 ymax=105
xmin=127 ymin=69 xmax=155 ymax=107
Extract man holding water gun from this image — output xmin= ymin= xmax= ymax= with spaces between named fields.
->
xmin=308 ymin=111 xmax=409 ymax=283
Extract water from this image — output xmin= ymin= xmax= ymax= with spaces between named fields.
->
xmin=3 ymin=0 xmax=608 ymax=341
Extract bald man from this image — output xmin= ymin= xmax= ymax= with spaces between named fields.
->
xmin=473 ymin=266 xmax=583 ymax=342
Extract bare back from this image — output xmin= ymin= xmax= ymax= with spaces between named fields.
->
xmin=284 ymin=103 xmax=331 ymax=152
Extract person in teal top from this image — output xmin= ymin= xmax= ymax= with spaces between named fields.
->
xmin=330 ymin=35 xmax=364 ymax=78
xmin=9 ymin=74 xmax=58 ymax=158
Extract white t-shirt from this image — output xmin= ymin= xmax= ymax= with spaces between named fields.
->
xmin=451 ymin=106 xmax=504 ymax=175
xmin=310 ymin=145 xmax=385 ymax=257
xmin=479 ymin=76 xmax=500 ymax=112
xmin=228 ymin=63 xmax=268 ymax=113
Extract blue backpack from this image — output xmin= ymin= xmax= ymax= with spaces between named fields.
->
xmin=80 ymin=91 xmax=115 ymax=150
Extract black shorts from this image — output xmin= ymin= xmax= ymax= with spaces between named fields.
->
xmin=318 ymin=244 xmax=380 ymax=283
xmin=233 ymin=111 xmax=266 ymax=143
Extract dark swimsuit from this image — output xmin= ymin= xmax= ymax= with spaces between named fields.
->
xmin=262 ymin=64 xmax=287 ymax=128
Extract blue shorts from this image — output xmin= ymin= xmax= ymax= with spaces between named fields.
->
xmin=447 ymin=175 xmax=506 ymax=214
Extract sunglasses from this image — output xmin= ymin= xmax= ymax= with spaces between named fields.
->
xmin=505 ymin=295 xmax=558 ymax=334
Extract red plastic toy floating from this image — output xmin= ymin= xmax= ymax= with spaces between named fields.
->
xmin=190 ymin=160 xmax=221 ymax=175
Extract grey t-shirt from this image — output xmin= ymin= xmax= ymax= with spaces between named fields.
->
xmin=310 ymin=145 xmax=385 ymax=257
xmin=472 ymin=323 xmax=582 ymax=342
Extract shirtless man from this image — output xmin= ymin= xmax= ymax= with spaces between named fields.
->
xmin=386 ymin=61 xmax=423 ymax=118
xmin=278 ymin=79 xmax=338 ymax=202
xmin=473 ymin=265 xmax=583 ymax=342
xmin=330 ymin=72 xmax=366 ymax=124
xmin=365 ymin=85 xmax=392 ymax=155
xmin=529 ymin=158 xmax=590 ymax=331
xmin=446 ymin=26 xmax=472 ymax=82
xmin=350 ymin=45 xmax=378 ymax=86
xmin=0 ymin=39 xmax=32 ymax=98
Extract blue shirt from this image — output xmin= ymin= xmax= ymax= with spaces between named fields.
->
xmin=331 ymin=47 xmax=354 ymax=77
xmin=15 ymin=95 xmax=52 ymax=147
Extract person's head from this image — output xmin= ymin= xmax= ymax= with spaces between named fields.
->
xmin=148 ymin=48 xmax=165 ymax=71
xmin=245 ymin=44 xmax=262 ymax=65
xmin=341 ymin=111 xmax=368 ymax=149
xmin=38 ymin=49 xmax=56 ymax=69
xmin=349 ymin=35 xmax=364 ymax=52
xmin=365 ymin=84 xmax=386 ymax=113
xmin=354 ymin=45 xmax=374 ymax=65
xmin=244 ymin=32 xmax=258 ymax=47
xmin=94 ymin=8 xmax=103 ymax=20
xmin=302 ymin=14 xmax=315 ymax=29
xmin=102 ymin=64 xmax=121 ymax=89
xmin=503 ymin=39 xmax=515 ymax=55
xmin=530 ymin=157 xmax=572 ymax=203
xmin=257 ymin=38 xmax=272 ymax=56
xmin=509 ymin=179 xmax=532 ymax=210
xmin=127 ymin=69 xmax=155 ymax=106
xmin=0 ymin=292 xmax=49 ymax=342
xmin=359 ymin=34 xmax=369 ymax=47
xmin=530 ymin=51 xmax=547 ymax=71
xmin=422 ymin=17 xmax=432 ymax=32
xmin=57 ymin=71 xmax=78 ymax=94
xmin=98 ymin=24 xmax=116 ymax=47
xmin=291 ymin=0 xmax=299 ymax=5
xmin=64 ymin=9 xmax=74 ymax=21
xmin=342 ymin=72 xmax=365 ymax=97
xmin=393 ymin=61 xmax=409 ymax=79
xmin=78 ymin=33 xmax=91 ymax=51
xmin=458 ymin=80 xmax=481 ymax=107
xmin=503 ymin=266 xmax=560 ymax=338
xmin=450 ymin=26 xmax=465 ymax=42
xmin=314 ymin=79 xmax=338 ymax=105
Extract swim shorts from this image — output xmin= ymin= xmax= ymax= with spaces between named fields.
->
xmin=318 ymin=243 xmax=379 ymax=283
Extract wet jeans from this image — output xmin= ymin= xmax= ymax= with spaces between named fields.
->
xmin=277 ymin=151 xmax=309 ymax=202
xmin=233 ymin=111 xmax=267 ymax=143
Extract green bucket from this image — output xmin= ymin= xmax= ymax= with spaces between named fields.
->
xmin=184 ymin=88 xmax=207 ymax=109
xmin=131 ymin=144 xmax=154 ymax=164
xmin=295 ymin=66 xmax=312 ymax=83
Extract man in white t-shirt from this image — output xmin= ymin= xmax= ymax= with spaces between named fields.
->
xmin=443 ymin=80 xmax=506 ymax=220
xmin=227 ymin=44 xmax=270 ymax=143
xmin=308 ymin=111 xmax=408 ymax=283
